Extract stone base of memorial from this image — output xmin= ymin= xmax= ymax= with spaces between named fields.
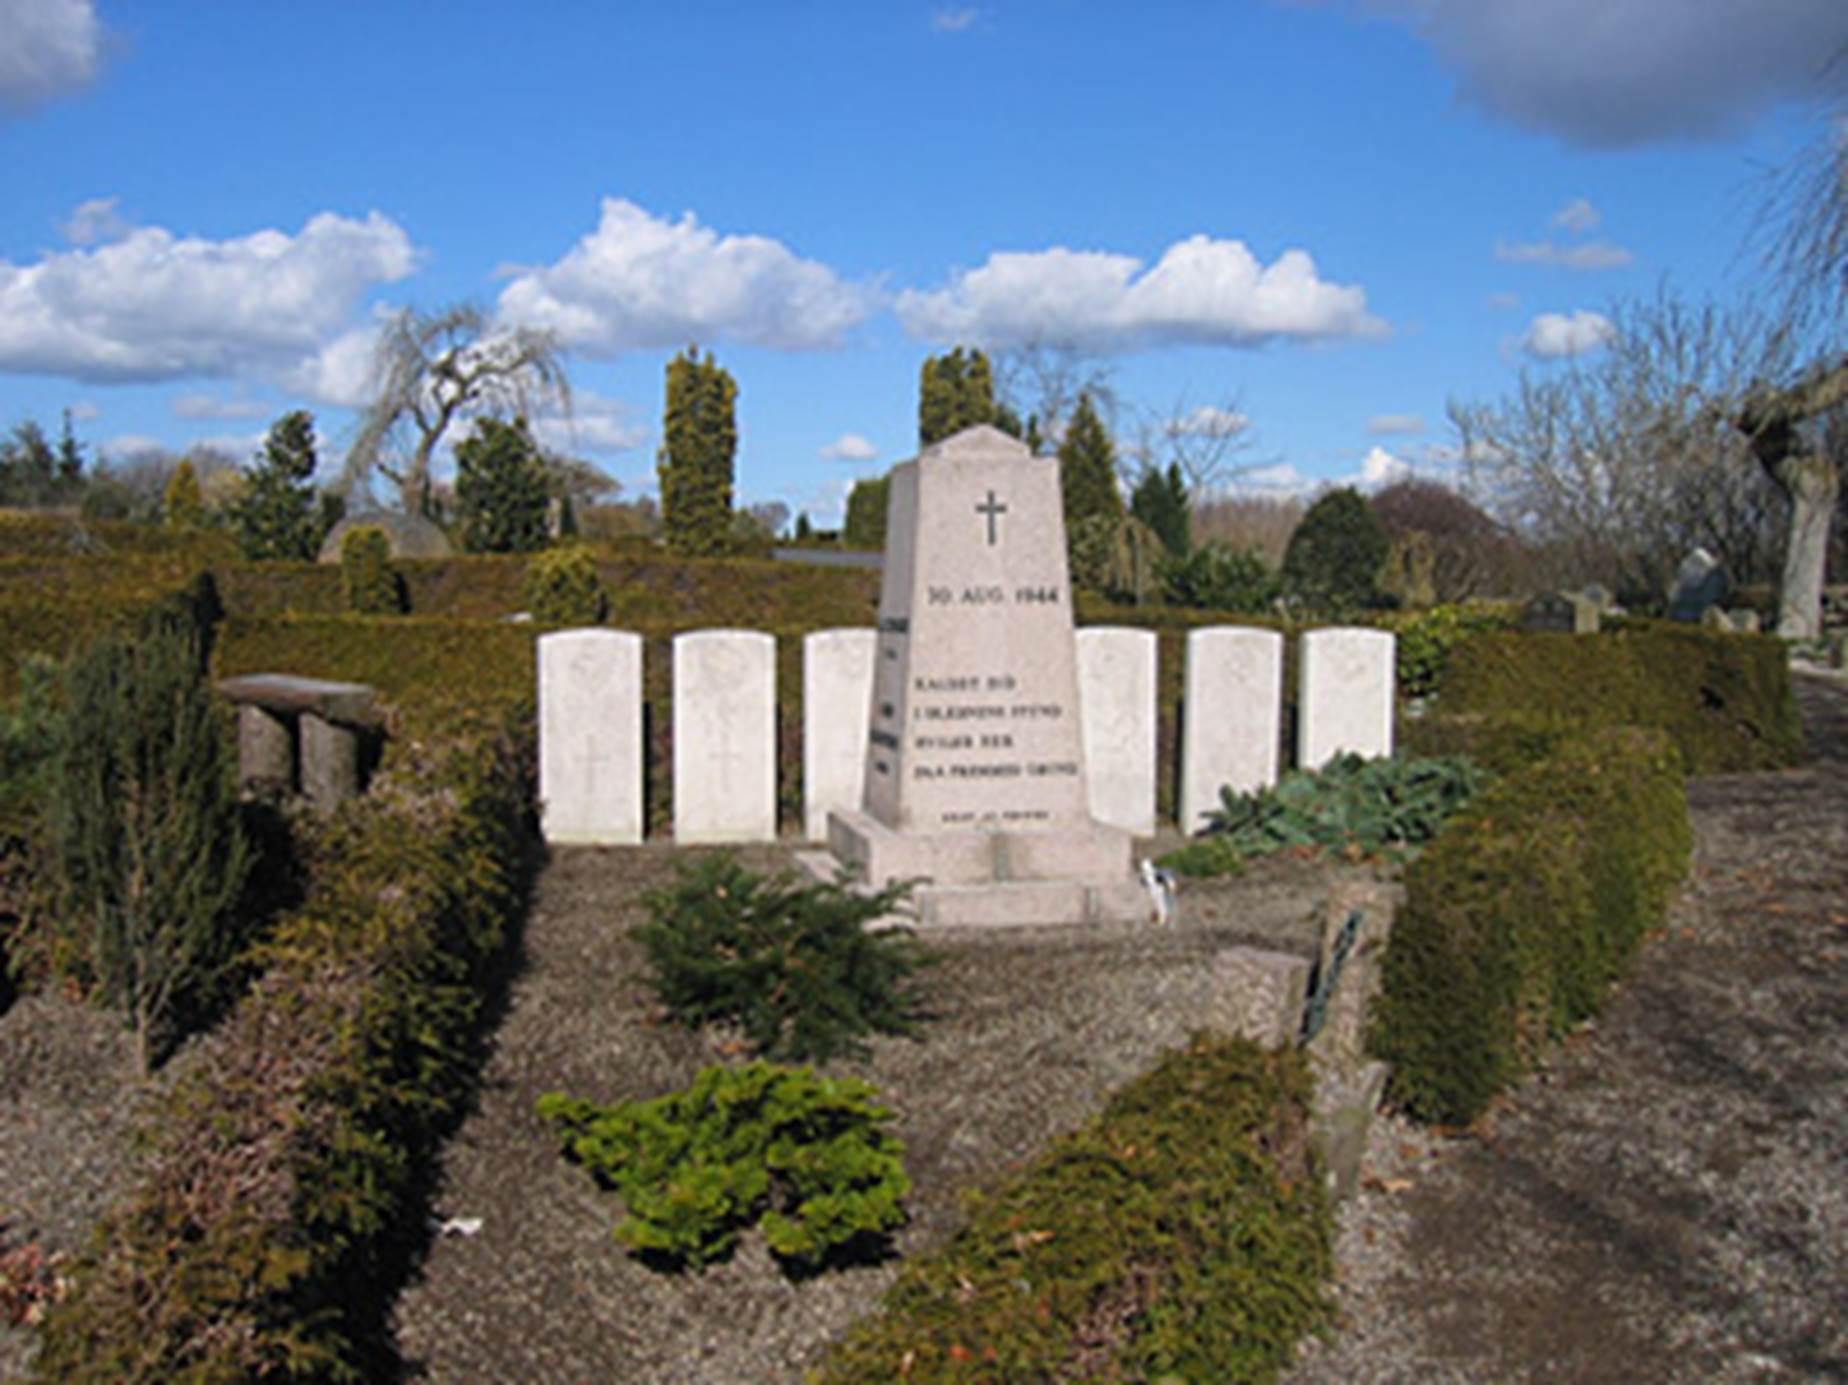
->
xmin=797 ymin=424 xmax=1146 ymax=929
xmin=808 ymin=811 xmax=1148 ymax=928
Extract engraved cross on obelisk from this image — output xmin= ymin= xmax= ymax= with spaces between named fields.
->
xmin=975 ymin=489 xmax=1007 ymax=545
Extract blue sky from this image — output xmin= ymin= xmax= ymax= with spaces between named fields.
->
xmin=2 ymin=0 xmax=1844 ymax=525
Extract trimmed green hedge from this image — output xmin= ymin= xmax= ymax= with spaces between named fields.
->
xmin=29 ymin=718 xmax=539 ymax=1382
xmin=1370 ymin=727 xmax=1691 ymax=1125
xmin=0 ymin=510 xmax=239 ymax=563
xmin=815 ymin=1035 xmax=1333 ymax=1384
xmin=1416 ymin=624 xmax=1801 ymax=774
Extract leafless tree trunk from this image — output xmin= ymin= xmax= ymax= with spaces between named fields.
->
xmin=1738 ymin=357 xmax=1848 ymax=638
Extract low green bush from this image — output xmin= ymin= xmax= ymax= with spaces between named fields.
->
xmin=1160 ymin=753 xmax=1488 ymax=878
xmin=538 ymin=1060 xmax=909 ymax=1272
xmin=1424 ymin=625 xmax=1800 ymax=773
xmin=1370 ymin=726 xmax=1691 ymax=1126
xmin=1380 ymin=601 xmax=1516 ymax=699
xmin=815 ymin=1034 xmax=1333 ymax=1384
xmin=1159 ymin=541 xmax=1280 ymax=613
xmin=634 ymin=853 xmax=929 ymax=1062
xmin=521 ymin=544 xmax=608 ymax=626
xmin=29 ymin=715 xmax=538 ymax=1382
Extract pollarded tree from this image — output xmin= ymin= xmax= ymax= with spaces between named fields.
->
xmin=55 ymin=613 xmax=250 ymax=1075
xmin=1281 ymin=486 xmax=1389 ymax=614
xmin=343 ymin=302 xmax=570 ymax=518
xmin=231 ymin=410 xmax=321 ymax=560
xmin=919 ymin=347 xmax=1003 ymax=447
xmin=1059 ymin=392 xmax=1124 ymax=534
xmin=658 ymin=346 xmax=738 ymax=557
xmin=455 ymin=416 xmax=551 ymax=554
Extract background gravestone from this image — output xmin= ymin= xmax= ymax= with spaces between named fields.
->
xmin=1668 ymin=548 xmax=1730 ymax=623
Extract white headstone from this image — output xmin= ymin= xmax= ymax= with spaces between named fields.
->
xmin=803 ymin=628 xmax=876 ymax=842
xmin=538 ymin=629 xmax=643 ymax=845
xmin=1077 ymin=625 xmax=1157 ymax=835
xmin=1180 ymin=625 xmax=1283 ymax=832
xmin=673 ymin=629 xmax=776 ymax=843
xmin=1298 ymin=626 xmax=1395 ymax=768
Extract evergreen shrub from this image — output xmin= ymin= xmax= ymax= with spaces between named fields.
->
xmin=537 ymin=1060 xmax=909 ymax=1271
xmin=1280 ymin=487 xmax=1388 ymax=614
xmin=30 ymin=715 xmax=538 ymax=1382
xmin=816 ymin=1035 xmax=1333 ymax=1384
xmin=53 ymin=610 xmax=250 ymax=1073
xmin=1370 ymin=727 xmax=1691 ymax=1126
xmin=1160 ymin=752 xmax=1488 ymax=878
xmin=634 ymin=854 xmax=929 ymax=1062
xmin=1159 ymin=541 xmax=1281 ymax=613
xmin=1381 ymin=601 xmax=1517 ymax=700
xmin=521 ymin=545 xmax=608 ymax=626
xmin=340 ymin=525 xmax=404 ymax=614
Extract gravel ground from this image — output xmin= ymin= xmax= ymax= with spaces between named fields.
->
xmin=5 ymin=672 xmax=1845 ymax=1382
xmin=1284 ymin=670 xmax=1848 ymax=1384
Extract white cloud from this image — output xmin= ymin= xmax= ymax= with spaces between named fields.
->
xmin=495 ymin=198 xmax=871 ymax=353
xmin=1167 ymin=405 xmax=1250 ymax=438
xmin=0 ymin=0 xmax=103 ymax=114
xmin=98 ymin=433 xmax=166 ymax=461
xmin=0 ymin=211 xmax=417 ymax=383
xmin=281 ymin=323 xmax=384 ymax=409
xmin=1229 ymin=462 xmax=1313 ymax=498
xmin=1549 ymin=197 xmax=1601 ymax=234
xmin=820 ymin=432 xmax=879 ymax=462
xmin=1487 ymin=291 xmax=1521 ymax=311
xmin=1389 ymin=0 xmax=1848 ymax=148
xmin=1358 ymin=445 xmax=1411 ymax=489
xmin=66 ymin=400 xmax=100 ymax=421
xmin=60 ymin=195 xmax=129 ymax=245
xmin=897 ymin=235 xmax=1385 ymax=350
xmin=1519 ymin=308 xmax=1616 ymax=359
xmin=171 ymin=392 xmax=268 ymax=421
xmin=530 ymin=390 xmax=649 ymax=456
xmin=1495 ymin=239 xmax=1635 ymax=271
xmin=932 ymin=6 xmax=978 ymax=32
xmin=1367 ymin=412 xmax=1425 ymax=436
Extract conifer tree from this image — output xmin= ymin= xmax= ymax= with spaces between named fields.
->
xmin=1130 ymin=461 xmax=1192 ymax=557
xmin=455 ymin=416 xmax=550 ymax=554
xmin=658 ymin=346 xmax=738 ymax=556
xmin=1281 ymin=486 xmax=1389 ymax=613
xmin=1058 ymin=392 xmax=1124 ymax=533
xmin=918 ymin=346 xmax=1002 ymax=447
xmin=55 ymin=615 xmax=250 ymax=1074
xmin=842 ymin=474 xmax=891 ymax=550
xmin=231 ymin=410 xmax=321 ymax=560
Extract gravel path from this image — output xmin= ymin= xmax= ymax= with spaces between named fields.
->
xmin=1285 ymin=670 xmax=1848 ymax=1384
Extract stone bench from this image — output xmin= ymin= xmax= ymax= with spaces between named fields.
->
xmin=217 ymin=674 xmax=381 ymax=811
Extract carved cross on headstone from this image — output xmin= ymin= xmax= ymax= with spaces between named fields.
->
xmin=975 ymin=489 xmax=1007 ymax=545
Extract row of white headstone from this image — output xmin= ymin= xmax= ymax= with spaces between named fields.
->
xmin=538 ymin=624 xmax=1395 ymax=847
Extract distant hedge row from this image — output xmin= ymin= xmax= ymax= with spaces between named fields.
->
xmin=30 ymin=719 xmax=539 ymax=1382
xmin=815 ymin=1035 xmax=1333 ymax=1384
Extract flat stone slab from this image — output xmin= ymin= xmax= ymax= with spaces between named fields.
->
xmin=828 ymin=807 xmax=1132 ymax=887
xmin=795 ymin=849 xmax=1151 ymax=929
xmin=218 ymin=673 xmax=380 ymax=727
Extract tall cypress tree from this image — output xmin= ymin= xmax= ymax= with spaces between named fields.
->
xmin=658 ymin=346 xmax=738 ymax=556
xmin=1058 ymin=392 xmax=1124 ymax=532
xmin=919 ymin=346 xmax=1003 ymax=447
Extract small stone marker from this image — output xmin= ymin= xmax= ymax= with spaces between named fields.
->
xmin=1297 ymin=627 xmax=1395 ymax=769
xmin=803 ymin=628 xmax=877 ymax=842
xmin=1520 ymin=591 xmax=1576 ymax=633
xmin=1077 ymin=626 xmax=1157 ymax=836
xmin=811 ymin=425 xmax=1144 ymax=927
xmin=1668 ymin=547 xmax=1730 ymax=623
xmin=1180 ymin=626 xmax=1283 ymax=832
xmin=674 ymin=629 xmax=776 ymax=844
xmin=538 ymin=629 xmax=643 ymax=845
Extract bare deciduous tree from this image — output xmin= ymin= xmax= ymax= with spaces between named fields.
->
xmin=342 ymin=303 xmax=571 ymax=515
xmin=991 ymin=340 xmax=1116 ymax=449
xmin=1454 ymin=291 xmax=1795 ymax=603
